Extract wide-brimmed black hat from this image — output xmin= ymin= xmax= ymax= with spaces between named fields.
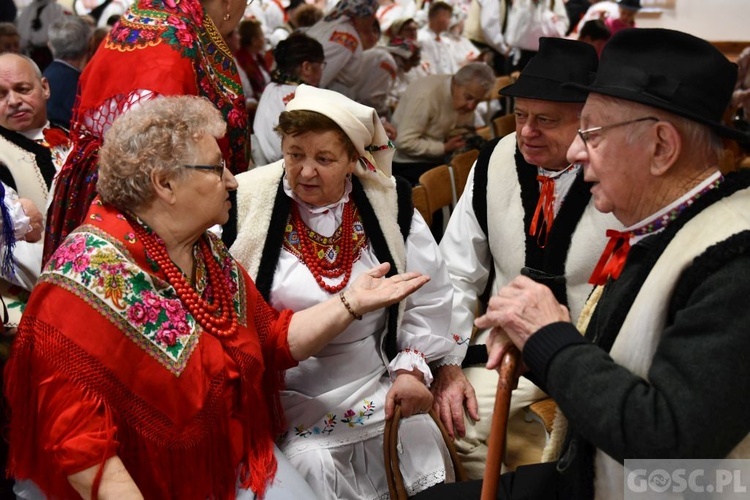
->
xmin=567 ymin=28 xmax=747 ymax=141
xmin=500 ymin=37 xmax=598 ymax=103
xmin=616 ymin=0 xmax=641 ymax=11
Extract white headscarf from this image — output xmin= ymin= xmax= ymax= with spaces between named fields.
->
xmin=285 ymin=84 xmax=395 ymax=183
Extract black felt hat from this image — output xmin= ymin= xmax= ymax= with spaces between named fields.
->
xmin=616 ymin=0 xmax=641 ymax=11
xmin=499 ymin=37 xmax=598 ymax=103
xmin=567 ymin=28 xmax=747 ymax=141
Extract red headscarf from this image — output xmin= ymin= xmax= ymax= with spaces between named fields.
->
xmin=43 ymin=0 xmax=249 ymax=264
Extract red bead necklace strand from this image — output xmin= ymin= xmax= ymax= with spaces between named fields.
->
xmin=291 ymin=200 xmax=357 ymax=293
xmin=133 ymin=222 xmax=238 ymax=338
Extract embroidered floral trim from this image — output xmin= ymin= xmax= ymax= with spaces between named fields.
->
xmin=342 ymin=399 xmax=375 ymax=426
xmin=41 ymin=225 xmax=246 ymax=375
xmin=451 ymin=333 xmax=469 ymax=345
xmin=293 ymin=399 xmax=376 ymax=438
xmin=401 ymin=347 xmax=425 ymax=359
xmin=105 ymin=0 xmax=247 ymax=172
xmin=329 ymin=30 xmax=358 ymax=53
xmin=283 ymin=206 xmax=367 ymax=270
xmin=365 ymin=141 xmax=395 ymax=152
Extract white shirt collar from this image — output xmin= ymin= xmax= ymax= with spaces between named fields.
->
xmin=18 ymin=121 xmax=50 ymax=142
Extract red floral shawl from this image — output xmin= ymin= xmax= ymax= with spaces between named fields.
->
xmin=43 ymin=0 xmax=249 ymax=265
xmin=7 ymin=200 xmax=294 ymax=499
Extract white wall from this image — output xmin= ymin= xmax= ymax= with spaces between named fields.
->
xmin=636 ymin=0 xmax=749 ymax=41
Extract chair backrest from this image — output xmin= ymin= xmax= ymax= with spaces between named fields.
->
xmin=492 ymin=113 xmax=516 ymax=139
xmin=412 ymin=184 xmax=431 ymax=226
xmin=418 ymin=164 xmax=455 ymax=216
xmin=484 ymin=75 xmax=516 ymax=101
xmin=450 ymin=149 xmax=480 ymax=200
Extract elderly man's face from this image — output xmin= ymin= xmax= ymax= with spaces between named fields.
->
xmin=0 ymin=54 xmax=50 ymax=132
xmin=451 ymin=80 xmax=486 ymax=114
xmin=567 ymin=93 xmax=654 ymax=225
xmin=514 ymin=97 xmax=582 ymax=171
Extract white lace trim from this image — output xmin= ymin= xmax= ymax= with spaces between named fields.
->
xmin=388 ymin=349 xmax=434 ymax=387
xmin=432 ymin=355 xmax=464 ymax=368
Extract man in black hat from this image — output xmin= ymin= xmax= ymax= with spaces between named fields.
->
xmin=423 ymin=28 xmax=750 ymax=499
xmin=432 ymin=37 xmax=619 ymax=479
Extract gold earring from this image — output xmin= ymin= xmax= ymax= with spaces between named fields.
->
xmin=223 ymin=12 xmax=230 ymax=21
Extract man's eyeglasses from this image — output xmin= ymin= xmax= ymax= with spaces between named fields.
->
xmin=314 ymin=61 xmax=328 ymax=69
xmin=183 ymin=158 xmax=225 ymax=179
xmin=577 ymin=116 xmax=659 ymax=147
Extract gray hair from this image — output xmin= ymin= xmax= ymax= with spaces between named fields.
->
xmin=48 ymin=15 xmax=92 ymax=60
xmin=98 ymin=96 xmax=226 ymax=210
xmin=610 ymin=96 xmax=724 ymax=162
xmin=453 ymin=62 xmax=495 ymax=92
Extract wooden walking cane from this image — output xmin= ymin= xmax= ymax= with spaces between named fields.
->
xmin=480 ymin=344 xmax=521 ymax=500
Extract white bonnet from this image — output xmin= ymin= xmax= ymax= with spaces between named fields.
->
xmin=285 ymin=85 xmax=395 ymax=179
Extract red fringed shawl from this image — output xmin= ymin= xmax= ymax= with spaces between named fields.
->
xmin=43 ymin=0 xmax=249 ymax=265
xmin=6 ymin=200 xmax=294 ymax=499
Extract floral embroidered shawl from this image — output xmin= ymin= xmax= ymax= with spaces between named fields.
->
xmin=43 ymin=0 xmax=248 ymax=265
xmin=7 ymin=200 xmax=294 ymax=499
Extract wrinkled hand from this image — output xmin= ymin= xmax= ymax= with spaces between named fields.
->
xmin=483 ymin=326 xmax=528 ymax=376
xmin=475 ymin=275 xmax=570 ymax=356
xmin=346 ymin=263 xmax=429 ymax=316
xmin=382 ymin=119 xmax=398 ymax=140
xmin=431 ymin=364 xmax=478 ymax=439
xmin=18 ymin=198 xmax=43 ymax=243
xmin=385 ymin=370 xmax=433 ymax=420
xmin=444 ymin=135 xmax=466 ymax=154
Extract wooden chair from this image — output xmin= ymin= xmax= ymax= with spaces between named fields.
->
xmin=492 ymin=113 xmax=516 ymax=139
xmin=417 ymin=164 xmax=456 ymax=235
xmin=450 ymin=149 xmax=480 ymax=200
xmin=412 ymin=184 xmax=431 ymax=226
xmin=418 ymin=164 xmax=456 ymax=212
xmin=481 ymin=74 xmax=517 ymax=124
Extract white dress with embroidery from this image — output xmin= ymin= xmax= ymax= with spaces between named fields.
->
xmin=269 ymin=180 xmax=456 ymax=499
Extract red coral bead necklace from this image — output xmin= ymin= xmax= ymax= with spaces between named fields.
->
xmin=290 ymin=200 xmax=356 ymax=294
xmin=132 ymin=221 xmax=238 ymax=338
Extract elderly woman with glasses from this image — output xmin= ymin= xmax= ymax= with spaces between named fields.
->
xmin=230 ymin=85 xmax=457 ymax=499
xmin=5 ymin=95 xmax=429 ymax=499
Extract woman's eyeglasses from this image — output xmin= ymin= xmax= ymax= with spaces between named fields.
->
xmin=183 ymin=159 xmax=225 ymax=179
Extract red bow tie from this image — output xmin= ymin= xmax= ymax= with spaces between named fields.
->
xmin=41 ymin=127 xmax=69 ymax=148
xmin=588 ymin=229 xmax=632 ymax=286
xmin=529 ymin=175 xmax=556 ymax=248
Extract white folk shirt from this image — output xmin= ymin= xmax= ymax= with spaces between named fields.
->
xmin=307 ymin=17 xmax=364 ymax=97
xmin=351 ymin=47 xmax=398 ymax=117
xmin=417 ymin=26 xmax=453 ymax=75
xmin=252 ymin=82 xmax=298 ymax=167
